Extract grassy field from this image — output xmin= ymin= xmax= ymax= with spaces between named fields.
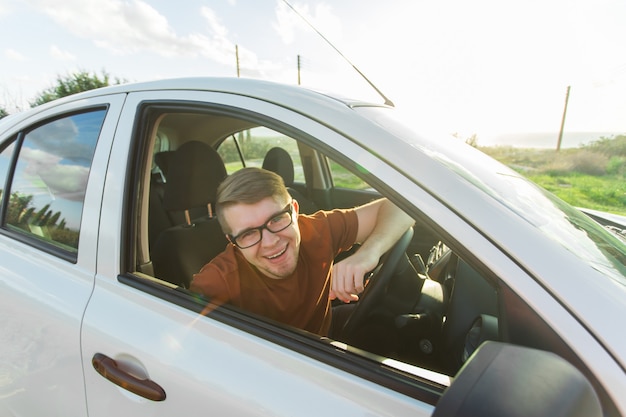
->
xmin=479 ymin=135 xmax=626 ymax=216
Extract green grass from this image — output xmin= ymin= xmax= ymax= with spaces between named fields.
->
xmin=525 ymin=173 xmax=626 ymax=215
xmin=479 ymin=136 xmax=626 ymax=216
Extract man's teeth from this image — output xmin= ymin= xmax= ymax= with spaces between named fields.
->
xmin=267 ymin=247 xmax=287 ymax=259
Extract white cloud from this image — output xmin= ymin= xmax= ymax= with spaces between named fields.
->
xmin=273 ymin=1 xmax=300 ymax=45
xmin=0 ymin=0 xmax=9 ymax=16
xmin=195 ymin=5 xmax=287 ymax=78
xmin=20 ymin=147 xmax=90 ymax=202
xmin=49 ymin=45 xmax=76 ymax=61
xmin=200 ymin=6 xmax=228 ymax=38
xmin=272 ymin=1 xmax=342 ymax=47
xmin=28 ymin=0 xmax=236 ymax=64
xmin=5 ymin=48 xmax=26 ymax=61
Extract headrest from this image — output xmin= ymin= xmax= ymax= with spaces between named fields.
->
xmin=154 ymin=150 xmax=175 ymax=178
xmin=163 ymin=141 xmax=227 ymax=211
xmin=262 ymin=147 xmax=294 ymax=186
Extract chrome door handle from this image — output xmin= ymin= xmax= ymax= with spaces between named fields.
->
xmin=92 ymin=353 xmax=166 ymax=401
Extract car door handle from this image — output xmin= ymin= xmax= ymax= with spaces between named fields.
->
xmin=92 ymin=353 xmax=166 ymax=401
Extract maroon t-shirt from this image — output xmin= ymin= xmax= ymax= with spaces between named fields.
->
xmin=190 ymin=209 xmax=358 ymax=335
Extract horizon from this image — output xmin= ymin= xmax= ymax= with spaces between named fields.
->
xmin=479 ymin=130 xmax=625 ymax=149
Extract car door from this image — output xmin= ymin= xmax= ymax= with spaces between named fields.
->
xmin=0 ymin=95 xmax=126 ymax=416
xmin=80 ymin=90 xmax=441 ymax=416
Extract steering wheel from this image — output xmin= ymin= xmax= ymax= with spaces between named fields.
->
xmin=340 ymin=227 xmax=414 ymax=340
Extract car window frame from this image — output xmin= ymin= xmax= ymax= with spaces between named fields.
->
xmin=121 ymin=98 xmax=451 ymax=405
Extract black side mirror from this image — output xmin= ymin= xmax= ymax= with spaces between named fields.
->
xmin=432 ymin=341 xmax=602 ymax=417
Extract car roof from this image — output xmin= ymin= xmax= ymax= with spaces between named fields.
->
xmin=0 ymin=77 xmax=373 ymax=136
xmin=58 ymin=76 xmax=370 ymax=111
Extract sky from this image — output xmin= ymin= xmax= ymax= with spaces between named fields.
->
xmin=1 ymin=0 xmax=626 ymax=147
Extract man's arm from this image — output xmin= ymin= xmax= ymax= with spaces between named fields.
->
xmin=330 ymin=198 xmax=414 ymax=303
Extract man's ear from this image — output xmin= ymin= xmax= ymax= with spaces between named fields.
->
xmin=292 ymin=199 xmax=299 ymax=215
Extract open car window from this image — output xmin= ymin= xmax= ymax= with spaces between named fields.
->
xmin=217 ymin=127 xmax=305 ymax=181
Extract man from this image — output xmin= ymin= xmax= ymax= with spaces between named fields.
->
xmin=190 ymin=167 xmax=414 ymax=337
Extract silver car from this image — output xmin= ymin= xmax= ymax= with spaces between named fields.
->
xmin=0 ymin=77 xmax=623 ymax=416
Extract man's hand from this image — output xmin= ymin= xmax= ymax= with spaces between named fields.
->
xmin=330 ymin=198 xmax=414 ymax=303
xmin=329 ymin=249 xmax=379 ymax=303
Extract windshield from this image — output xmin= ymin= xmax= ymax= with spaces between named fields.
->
xmin=357 ymin=106 xmax=626 ymax=287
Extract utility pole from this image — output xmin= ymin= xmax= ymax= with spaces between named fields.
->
xmin=297 ymin=55 xmax=301 ymax=85
xmin=556 ymin=85 xmax=571 ymax=152
xmin=235 ymin=45 xmax=240 ymax=78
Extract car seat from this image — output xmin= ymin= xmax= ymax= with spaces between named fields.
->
xmin=151 ymin=141 xmax=229 ymax=287
xmin=262 ymin=147 xmax=318 ymax=214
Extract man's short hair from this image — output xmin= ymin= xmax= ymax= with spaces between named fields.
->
xmin=216 ymin=167 xmax=291 ymax=233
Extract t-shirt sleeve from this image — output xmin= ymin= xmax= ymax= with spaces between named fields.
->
xmin=327 ymin=208 xmax=359 ymax=255
xmin=300 ymin=208 xmax=358 ymax=258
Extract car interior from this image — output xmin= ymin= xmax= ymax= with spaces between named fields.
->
xmin=127 ymin=104 xmax=615 ymax=414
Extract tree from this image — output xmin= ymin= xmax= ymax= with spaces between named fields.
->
xmin=33 ymin=203 xmax=51 ymax=225
xmin=48 ymin=211 xmax=62 ymax=227
xmin=0 ymin=107 xmax=7 ymax=119
xmin=6 ymin=193 xmax=33 ymax=225
xmin=30 ymin=70 xmax=125 ymax=107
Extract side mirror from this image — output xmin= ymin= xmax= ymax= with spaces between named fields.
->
xmin=432 ymin=341 xmax=602 ymax=417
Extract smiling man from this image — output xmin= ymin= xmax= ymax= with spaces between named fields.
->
xmin=190 ymin=167 xmax=413 ymax=336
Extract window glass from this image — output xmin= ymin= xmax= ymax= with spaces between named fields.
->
xmin=218 ymin=127 xmax=304 ymax=181
xmin=328 ymin=159 xmax=371 ymax=190
xmin=5 ymin=110 xmax=105 ymax=253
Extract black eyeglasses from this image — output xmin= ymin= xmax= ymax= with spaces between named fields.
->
xmin=228 ymin=203 xmax=294 ymax=249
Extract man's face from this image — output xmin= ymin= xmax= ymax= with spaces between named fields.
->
xmin=223 ymin=197 xmax=301 ymax=280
